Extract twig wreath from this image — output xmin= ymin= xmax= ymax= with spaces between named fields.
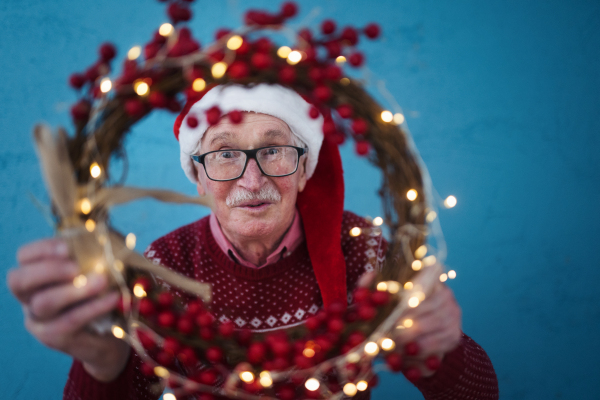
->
xmin=33 ymin=1 xmax=458 ymax=399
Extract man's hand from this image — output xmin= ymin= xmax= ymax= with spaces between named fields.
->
xmin=7 ymin=238 xmax=130 ymax=382
xmin=395 ymin=283 xmax=462 ymax=377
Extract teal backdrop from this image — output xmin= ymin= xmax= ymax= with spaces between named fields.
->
xmin=1 ymin=0 xmax=599 ymax=398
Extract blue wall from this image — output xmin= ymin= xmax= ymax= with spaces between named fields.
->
xmin=1 ymin=0 xmax=599 ymax=398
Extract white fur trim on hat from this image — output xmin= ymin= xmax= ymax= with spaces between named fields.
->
xmin=179 ymin=84 xmax=324 ymax=184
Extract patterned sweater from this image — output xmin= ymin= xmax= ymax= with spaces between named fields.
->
xmin=64 ymin=211 xmax=499 ymax=399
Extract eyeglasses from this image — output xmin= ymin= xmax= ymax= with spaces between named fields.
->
xmin=191 ymin=145 xmax=307 ymax=182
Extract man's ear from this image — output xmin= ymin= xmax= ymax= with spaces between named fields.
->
xmin=194 ymin=164 xmax=207 ymax=196
xmin=297 ymin=157 xmax=308 ymax=193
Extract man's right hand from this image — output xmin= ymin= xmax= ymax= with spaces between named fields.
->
xmin=7 ymin=238 xmax=130 ymax=382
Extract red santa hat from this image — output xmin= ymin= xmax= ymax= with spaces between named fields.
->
xmin=174 ymin=84 xmax=346 ymax=308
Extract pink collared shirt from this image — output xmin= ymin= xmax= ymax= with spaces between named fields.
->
xmin=209 ymin=209 xmax=304 ymax=269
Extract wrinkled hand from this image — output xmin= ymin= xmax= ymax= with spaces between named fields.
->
xmin=7 ymin=238 xmax=130 ymax=382
xmin=395 ymin=283 xmax=462 ymax=376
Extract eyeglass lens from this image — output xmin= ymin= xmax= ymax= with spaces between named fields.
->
xmin=204 ymin=146 xmax=299 ymax=180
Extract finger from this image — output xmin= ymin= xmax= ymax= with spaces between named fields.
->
xmin=7 ymin=260 xmax=80 ymax=303
xmin=414 ymin=323 xmax=462 ymax=356
xmin=401 ymin=285 xmax=454 ymax=320
xmin=25 ymin=291 xmax=120 ymax=351
xmin=396 ymin=307 xmax=456 ymax=343
xmin=17 ymin=238 xmax=69 ymax=264
xmin=29 ymin=273 xmax=108 ymax=320
xmin=357 ymin=271 xmax=376 ymax=288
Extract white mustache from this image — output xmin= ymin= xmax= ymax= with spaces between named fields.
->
xmin=226 ymin=186 xmax=281 ymax=207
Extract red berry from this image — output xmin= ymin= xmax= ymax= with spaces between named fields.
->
xmin=327 ymin=300 xmax=346 ymax=316
xmin=327 ymin=318 xmax=344 ymax=334
xmin=157 ymin=311 xmax=176 ymax=328
xmin=69 ymin=73 xmax=86 ymax=89
xmin=345 ymin=310 xmax=358 ymax=322
xmin=185 ymin=300 xmax=203 ymax=316
xmin=157 ymin=292 xmax=174 ymax=308
xmin=148 ymin=91 xmax=168 ymax=108
xmin=168 ymin=3 xmax=191 ymax=23
xmin=277 ymin=385 xmax=296 ymax=400
xmin=326 ymin=41 xmax=341 ymax=58
xmin=313 ymin=85 xmax=332 ymax=102
xmin=357 ymin=304 xmax=376 ymax=320
xmin=348 ymin=52 xmax=364 ymax=67
xmin=228 ymin=61 xmax=249 ymax=79
xmin=99 ymin=42 xmax=117 ymax=61
xmin=157 ymin=350 xmax=175 ymax=366
xmin=355 ymin=140 xmax=370 ymax=156
xmin=371 ymin=290 xmax=390 ymax=306
xmin=215 ymin=28 xmax=231 ymax=40
xmin=304 ymin=316 xmax=320 ymax=331
xmin=322 ymin=119 xmax=336 ymax=136
xmin=299 ymin=28 xmax=312 ymax=42
xmin=138 ymin=298 xmax=155 ymax=317
xmin=228 ymin=110 xmax=243 ymax=124
xmin=244 ymin=380 xmax=263 ymax=394
xmin=70 ymin=100 xmax=91 ymax=121
xmin=134 ymin=277 xmax=151 ymax=291
xmin=404 ymin=366 xmax=422 ymax=382
xmin=125 ymin=98 xmax=145 ymax=117
xmin=341 ymin=27 xmax=359 ymax=45
xmin=237 ymin=329 xmax=253 ymax=345
xmin=294 ymin=354 xmax=313 ymax=369
xmin=271 ymin=340 xmax=291 ymax=357
xmin=137 ymin=330 xmax=156 ymax=350
xmin=251 ymin=53 xmax=272 ymax=69
xmin=347 ymin=331 xmax=366 ymax=347
xmin=198 ymin=394 xmax=215 ymax=400
xmin=177 ymin=317 xmax=195 ymax=335
xmin=308 ymin=106 xmax=320 ymax=119
xmin=196 ymin=312 xmax=214 ymax=327
xmin=141 ymin=362 xmax=154 ymax=376
xmin=281 ymin=2 xmax=298 ymax=18
xmin=272 ymin=357 xmax=290 ymax=371
xmin=186 ymin=115 xmax=198 ymax=128
xmin=351 ymin=118 xmax=368 ymax=135
xmin=329 ymin=132 xmax=346 ymax=146
xmin=336 ymin=104 xmax=353 ymax=119
xmin=205 ymin=346 xmax=223 ymax=363
xmin=235 ymin=40 xmax=251 ymax=55
xmin=218 ymin=321 xmax=235 ymax=337
xmin=254 ymin=37 xmax=273 ymax=53
xmin=303 ymin=47 xmax=317 ymax=62
xmin=404 ymin=341 xmax=420 ymax=356
xmin=205 ymin=106 xmax=221 ymax=125
xmin=209 ymin=50 xmax=225 ymax=62
xmin=198 ymin=369 xmax=218 ymax=385
xmin=85 ymin=64 xmax=101 ymax=82
xmin=364 ymin=23 xmax=381 ymax=39
xmin=247 ymin=342 xmax=267 ymax=364
xmin=308 ymin=66 xmax=322 ymax=82
xmin=353 ymin=287 xmax=371 ymax=304
xmin=321 ymin=19 xmax=336 ymax=35
xmin=385 ymin=353 xmax=403 ymax=372
xmin=144 ymin=42 xmax=162 ymax=60
xmin=167 ymin=97 xmax=182 ymax=113
xmin=199 ymin=327 xmax=214 ymax=341
xmin=324 ymin=65 xmax=342 ymax=81
xmin=278 ymin=66 xmax=296 ymax=83
xmin=425 ymin=355 xmax=441 ymax=371
xmin=163 ymin=336 xmax=180 ymax=354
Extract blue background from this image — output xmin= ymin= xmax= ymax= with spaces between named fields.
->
xmin=1 ymin=0 xmax=599 ymax=398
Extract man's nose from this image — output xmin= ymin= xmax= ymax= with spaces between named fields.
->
xmin=237 ymin=158 xmax=267 ymax=191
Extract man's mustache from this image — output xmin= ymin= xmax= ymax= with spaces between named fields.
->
xmin=226 ymin=186 xmax=282 ymax=207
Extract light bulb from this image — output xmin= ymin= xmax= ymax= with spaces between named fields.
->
xmin=448 ymin=270 xmax=457 ymax=279
xmin=287 ymin=50 xmax=302 ymax=65
xmin=99 ymin=78 xmax=112 ymax=93
xmin=111 ymin=325 xmax=125 ymax=339
xmin=373 ymin=216 xmax=383 ymax=226
xmin=85 ymin=219 xmax=96 ymax=232
xmin=305 ymin=378 xmax=320 ymax=391
xmin=277 ymin=46 xmax=292 ymax=58
xmin=126 ymin=233 xmax=136 ymax=250
xmin=406 ymin=189 xmax=418 ymax=201
xmin=343 ymin=383 xmax=357 ymax=397
xmin=240 ymin=371 xmax=254 ymax=383
xmin=349 ymin=227 xmax=362 ymax=237
xmin=381 ymin=110 xmax=393 ymax=122
xmin=444 ymin=195 xmax=457 ymax=208
xmin=364 ymin=342 xmax=379 ymax=355
xmin=212 ymin=62 xmax=227 ymax=78
xmin=226 ymin=35 xmax=243 ymax=50
xmin=411 ymin=260 xmax=422 ymax=271
xmin=192 ymin=78 xmax=206 ymax=92
xmin=127 ymin=46 xmax=141 ymax=60
xmin=159 ymin=23 xmax=174 ymax=36
xmin=393 ymin=113 xmax=405 ymax=124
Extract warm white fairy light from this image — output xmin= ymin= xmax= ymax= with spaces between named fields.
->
xmin=277 ymin=46 xmax=291 ymax=58
xmin=406 ymin=189 xmax=418 ymax=201
xmin=448 ymin=270 xmax=457 ymax=279
xmin=212 ymin=62 xmax=227 ymax=78
xmin=163 ymin=394 xmax=176 ymax=400
xmin=414 ymin=245 xmax=427 ymax=259
xmin=340 ymin=77 xmax=350 ymax=85
xmin=90 ymin=162 xmax=102 ymax=178
xmin=126 ymin=233 xmax=136 ymax=250
xmin=287 ymin=50 xmax=302 ymax=65
xmin=99 ymin=78 xmax=112 ymax=93
xmin=411 ymin=260 xmax=422 ymax=271
xmin=404 ymin=281 xmax=413 ymax=290
xmin=387 ymin=281 xmax=400 ymax=293
xmin=305 ymin=378 xmax=320 ymax=391
xmin=372 ymin=216 xmax=383 ymax=226
xmin=343 ymin=383 xmax=358 ymax=397
xmin=80 ymin=198 xmax=92 ymax=214
xmin=154 ymin=366 xmax=169 ymax=378
xmin=416 ymin=291 xmax=426 ymax=301
xmin=381 ymin=110 xmax=393 ymax=122
xmin=94 ymin=262 xmax=105 ymax=274
xmin=423 ymin=255 xmax=437 ymax=266
xmin=159 ymin=23 xmax=174 ymax=36
xmin=381 ymin=338 xmax=395 ymax=351
xmin=303 ymin=348 xmax=315 ymax=357
xmin=226 ymin=35 xmax=243 ymax=50
xmin=85 ymin=219 xmax=96 ymax=232
xmin=111 ymin=325 xmax=125 ymax=339
xmin=364 ymin=341 xmax=379 ymax=356
xmin=127 ymin=46 xmax=141 ymax=60
xmin=134 ymin=80 xmax=149 ymax=96
xmin=444 ymin=195 xmax=457 ymax=208
xmin=133 ymin=283 xmax=147 ymax=298
xmin=376 ymin=282 xmax=388 ymax=291
xmin=336 ymin=55 xmax=346 ymax=63
xmin=393 ymin=113 xmax=405 ymax=124
xmin=73 ymin=274 xmax=87 ymax=288
xmin=192 ymin=78 xmax=206 ymax=92
xmin=114 ymin=260 xmax=124 ymax=272
xmin=403 ymin=318 xmax=414 ymax=328
xmin=259 ymin=371 xmax=273 ymax=387
xmin=439 ymin=273 xmax=448 ymax=282
xmin=408 ymin=296 xmax=420 ymax=308
xmin=346 ymin=352 xmax=360 ymax=363
xmin=426 ymin=210 xmax=437 ymax=223
xmin=349 ymin=227 xmax=362 ymax=237
xmin=240 ymin=371 xmax=254 ymax=383
xmin=356 ymin=381 xmax=369 ymax=391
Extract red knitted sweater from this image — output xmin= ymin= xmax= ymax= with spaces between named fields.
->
xmin=64 ymin=211 xmax=499 ymax=399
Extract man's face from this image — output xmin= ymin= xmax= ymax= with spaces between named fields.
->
xmin=194 ymin=113 xmax=307 ymax=242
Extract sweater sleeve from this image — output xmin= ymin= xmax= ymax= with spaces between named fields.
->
xmin=63 ymin=350 xmax=161 ymax=400
xmin=409 ymin=333 xmax=499 ymax=399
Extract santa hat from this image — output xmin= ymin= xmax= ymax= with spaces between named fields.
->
xmin=174 ymin=84 xmax=346 ymax=308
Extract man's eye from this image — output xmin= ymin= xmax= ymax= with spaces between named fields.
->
xmin=265 ymin=148 xmax=279 ymax=155
xmin=219 ymin=151 xmax=238 ymax=159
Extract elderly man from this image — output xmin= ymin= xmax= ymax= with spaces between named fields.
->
xmin=8 ymin=84 xmax=498 ymax=400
